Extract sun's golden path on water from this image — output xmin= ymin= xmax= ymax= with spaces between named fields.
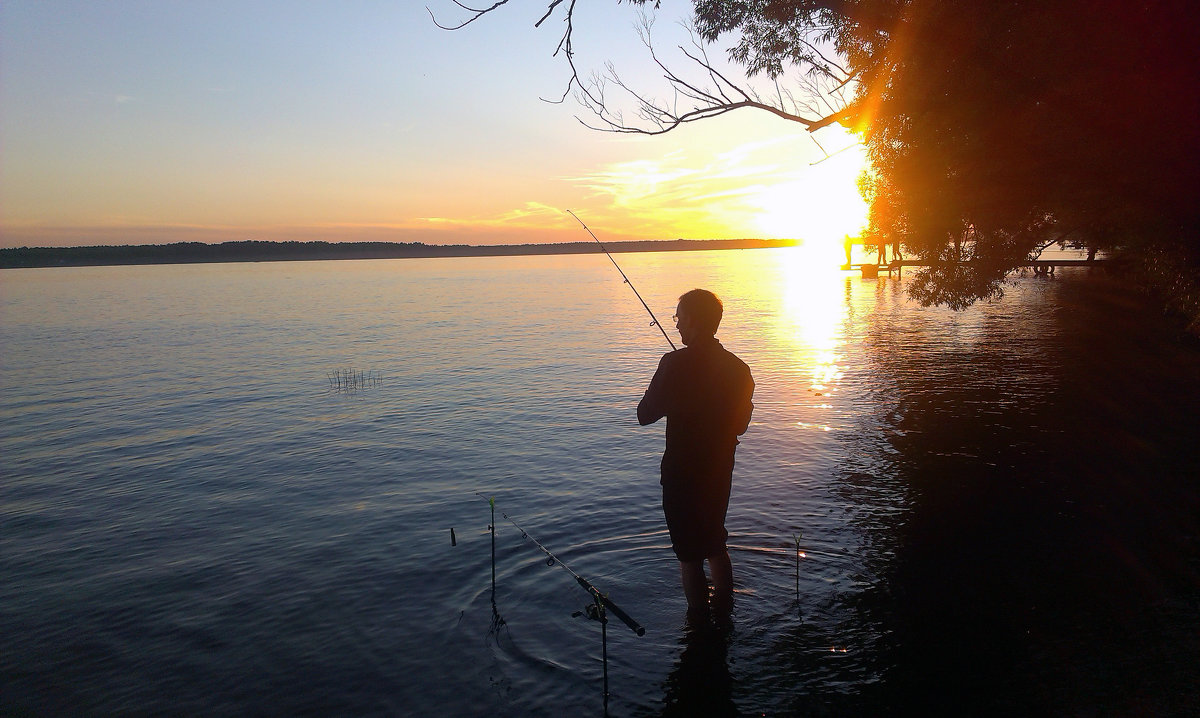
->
xmin=773 ymin=246 xmax=849 ymax=403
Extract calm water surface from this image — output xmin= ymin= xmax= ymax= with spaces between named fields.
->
xmin=2 ymin=249 xmax=1198 ymax=716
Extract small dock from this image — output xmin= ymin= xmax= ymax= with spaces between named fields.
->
xmin=845 ymin=258 xmax=1108 ymax=278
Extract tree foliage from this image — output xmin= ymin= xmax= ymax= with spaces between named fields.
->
xmin=437 ymin=0 xmax=1200 ymax=320
xmin=800 ymin=0 xmax=1199 ymax=310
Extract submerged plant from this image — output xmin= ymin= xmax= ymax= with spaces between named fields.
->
xmin=326 ymin=368 xmax=382 ymax=393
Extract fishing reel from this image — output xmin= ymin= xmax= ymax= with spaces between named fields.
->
xmin=572 ymin=599 xmax=607 ymax=625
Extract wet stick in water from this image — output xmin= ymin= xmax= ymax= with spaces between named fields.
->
xmin=794 ymin=532 xmax=804 ymax=615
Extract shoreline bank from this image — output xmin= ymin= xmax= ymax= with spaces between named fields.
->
xmin=0 ymin=238 xmax=797 ymax=269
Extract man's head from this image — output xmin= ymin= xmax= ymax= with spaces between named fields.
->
xmin=675 ymin=289 xmax=723 ymax=345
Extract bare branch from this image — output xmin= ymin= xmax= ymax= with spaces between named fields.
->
xmin=534 ymin=0 xmax=566 ymax=28
xmin=679 ymin=47 xmax=752 ymax=102
xmin=686 ymin=26 xmax=735 ymax=104
xmin=432 ymin=0 xmax=854 ymax=136
xmin=581 ymin=99 xmax=829 ymax=135
xmin=658 ymin=49 xmax=728 ymax=105
xmin=426 ymin=0 xmax=514 ymax=31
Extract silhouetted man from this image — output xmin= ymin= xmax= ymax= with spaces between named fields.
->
xmin=638 ymin=289 xmax=754 ymax=624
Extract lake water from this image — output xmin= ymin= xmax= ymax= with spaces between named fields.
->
xmin=2 ymin=248 xmax=1198 ymax=716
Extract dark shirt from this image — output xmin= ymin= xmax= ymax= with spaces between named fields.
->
xmin=637 ymin=337 xmax=754 ymax=487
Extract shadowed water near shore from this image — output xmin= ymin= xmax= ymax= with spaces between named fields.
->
xmin=2 ymin=251 xmax=1197 ymax=716
xmin=843 ymin=277 xmax=1200 ymax=714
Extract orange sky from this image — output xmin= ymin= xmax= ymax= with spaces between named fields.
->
xmin=0 ymin=2 xmax=867 ymax=250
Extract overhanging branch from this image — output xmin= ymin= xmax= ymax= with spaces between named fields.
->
xmin=430 ymin=0 xmax=854 ymax=135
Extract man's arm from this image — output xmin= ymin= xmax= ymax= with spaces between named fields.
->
xmin=637 ymin=354 xmax=671 ymax=425
xmin=733 ymin=370 xmax=754 ymax=436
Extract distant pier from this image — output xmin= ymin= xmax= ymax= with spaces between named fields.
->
xmin=839 ymin=235 xmax=1107 ymax=278
xmin=845 ymin=258 xmax=1108 ymax=278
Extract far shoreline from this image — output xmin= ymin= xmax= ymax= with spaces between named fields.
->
xmin=0 ymin=238 xmax=799 ymax=270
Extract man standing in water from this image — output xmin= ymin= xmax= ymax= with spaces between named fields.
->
xmin=638 ymin=289 xmax=754 ymax=624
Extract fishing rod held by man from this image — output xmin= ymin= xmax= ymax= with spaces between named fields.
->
xmin=566 ymin=209 xmax=677 ymax=351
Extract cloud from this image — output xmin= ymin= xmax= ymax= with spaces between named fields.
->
xmin=560 ymin=126 xmax=867 ymax=240
xmin=563 ymin=141 xmax=805 ymax=235
xmin=418 ymin=201 xmax=564 ymax=228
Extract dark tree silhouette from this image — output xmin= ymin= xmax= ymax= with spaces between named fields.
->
xmin=434 ymin=0 xmax=1200 ymax=327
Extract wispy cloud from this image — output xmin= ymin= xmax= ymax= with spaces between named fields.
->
xmin=563 ymin=140 xmax=807 ymax=236
xmin=418 ymin=201 xmax=563 ymax=229
xmin=562 ymin=127 xmax=868 ymax=241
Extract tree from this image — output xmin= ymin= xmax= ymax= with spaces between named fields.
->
xmin=429 ymin=0 xmax=855 ymax=134
xmin=434 ymin=0 xmax=1200 ymax=326
xmin=818 ymin=0 xmax=1200 ymax=312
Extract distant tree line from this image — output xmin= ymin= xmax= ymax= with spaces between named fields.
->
xmin=0 ymin=238 xmax=797 ymax=269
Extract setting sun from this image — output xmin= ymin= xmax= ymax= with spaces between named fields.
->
xmin=752 ymin=134 xmax=869 ymax=247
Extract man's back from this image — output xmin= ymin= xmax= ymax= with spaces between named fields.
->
xmin=638 ymin=336 xmax=754 ymax=485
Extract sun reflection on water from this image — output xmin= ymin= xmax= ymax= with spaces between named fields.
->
xmin=770 ymin=245 xmax=850 ymax=402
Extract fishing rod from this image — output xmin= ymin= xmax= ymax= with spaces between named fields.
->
xmin=505 ymin=509 xmax=645 ymax=637
xmin=480 ymin=493 xmax=645 ymax=636
xmin=475 ymin=496 xmax=641 ymax=715
xmin=566 ymin=209 xmax=677 ymax=351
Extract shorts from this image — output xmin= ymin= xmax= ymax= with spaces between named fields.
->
xmin=662 ymin=477 xmax=731 ymax=562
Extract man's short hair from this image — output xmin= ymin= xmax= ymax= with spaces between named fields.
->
xmin=678 ymin=288 xmax=723 ymax=336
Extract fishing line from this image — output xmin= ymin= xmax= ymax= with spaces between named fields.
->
xmin=565 ymin=209 xmax=677 ymax=351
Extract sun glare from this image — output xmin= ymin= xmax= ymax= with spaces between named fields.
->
xmin=775 ymin=246 xmax=847 ymax=343
xmin=753 ymin=135 xmax=869 ymax=252
xmin=759 ymin=244 xmax=849 ymax=409
xmin=566 ymin=124 xmax=870 ymax=259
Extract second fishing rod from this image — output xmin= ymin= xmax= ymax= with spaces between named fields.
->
xmin=480 ymin=493 xmax=645 ymax=637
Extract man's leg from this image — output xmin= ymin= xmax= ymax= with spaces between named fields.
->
xmin=680 ymin=560 xmax=709 ymax=622
xmin=708 ymin=549 xmax=733 ymax=620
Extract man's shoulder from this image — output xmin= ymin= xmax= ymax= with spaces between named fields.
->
xmin=714 ymin=342 xmax=751 ymax=372
xmin=656 ymin=345 xmax=706 ymax=376
xmin=715 ymin=346 xmax=753 ymax=394
xmin=659 ymin=347 xmax=686 ymax=366
xmin=667 ymin=339 xmax=749 ymax=370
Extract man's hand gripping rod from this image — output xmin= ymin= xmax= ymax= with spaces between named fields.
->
xmin=566 ymin=210 xmax=677 ymax=351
